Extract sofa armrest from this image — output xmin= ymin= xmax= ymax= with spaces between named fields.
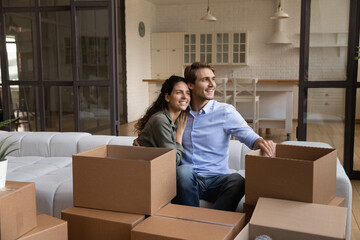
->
xmin=228 ymin=140 xmax=252 ymax=171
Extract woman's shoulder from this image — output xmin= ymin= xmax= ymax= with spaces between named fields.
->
xmin=148 ymin=111 xmax=169 ymax=124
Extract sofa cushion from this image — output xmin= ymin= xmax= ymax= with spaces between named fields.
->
xmin=21 ymin=132 xmax=60 ymax=157
xmin=108 ymin=136 xmax=136 ymax=146
xmin=32 ymin=173 xmax=72 ymax=216
xmin=50 ymin=132 xmax=91 ymax=157
xmin=7 ymin=156 xmax=72 ymax=179
xmin=0 ymin=132 xmax=28 ymax=157
xmin=77 ymin=135 xmax=116 ymax=152
xmin=53 ymin=178 xmax=73 ymax=218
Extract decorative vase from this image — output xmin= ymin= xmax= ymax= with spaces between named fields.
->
xmin=0 ymin=160 xmax=8 ymax=188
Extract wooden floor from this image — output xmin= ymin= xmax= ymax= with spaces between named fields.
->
xmin=120 ymin=120 xmax=360 ymax=239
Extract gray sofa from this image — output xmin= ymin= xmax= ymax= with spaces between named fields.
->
xmin=1 ymin=131 xmax=352 ymax=239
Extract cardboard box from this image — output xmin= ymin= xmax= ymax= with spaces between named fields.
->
xmin=61 ymin=207 xmax=145 ymax=240
xmin=328 ymin=196 xmax=345 ymax=207
xmin=156 ymin=204 xmax=246 ymax=239
xmin=249 ymin=198 xmax=347 ymax=240
xmin=131 ymin=215 xmax=235 ymax=240
xmin=234 ymin=224 xmax=249 ymax=240
xmin=18 ymin=214 xmax=67 ymax=240
xmin=0 ymin=181 xmax=37 ymax=240
xmin=73 ymin=145 xmax=176 ymax=215
xmin=242 ymin=203 xmax=255 ymax=224
xmin=245 ymin=144 xmax=337 ymax=205
xmin=244 ymin=195 xmax=345 ymax=225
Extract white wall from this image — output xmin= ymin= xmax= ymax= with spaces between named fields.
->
xmin=153 ymin=0 xmax=301 ymax=119
xmin=153 ymin=0 xmax=301 ymax=80
xmin=125 ymin=0 xmax=156 ymax=122
xmin=125 ymin=0 xmax=349 ymax=121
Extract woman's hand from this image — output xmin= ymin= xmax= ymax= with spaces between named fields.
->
xmin=176 ymin=111 xmax=188 ymax=144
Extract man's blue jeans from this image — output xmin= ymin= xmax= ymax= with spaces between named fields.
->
xmin=173 ymin=164 xmax=245 ymax=211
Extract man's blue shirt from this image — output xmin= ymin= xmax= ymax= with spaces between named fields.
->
xmin=181 ymin=100 xmax=260 ymax=176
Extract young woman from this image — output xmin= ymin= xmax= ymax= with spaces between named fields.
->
xmin=135 ymin=75 xmax=190 ymax=165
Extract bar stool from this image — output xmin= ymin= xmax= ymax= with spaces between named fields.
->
xmin=232 ymin=77 xmax=260 ymax=133
xmin=214 ymin=77 xmax=232 ymax=103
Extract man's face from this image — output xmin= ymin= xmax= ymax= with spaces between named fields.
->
xmin=188 ymin=68 xmax=216 ymax=101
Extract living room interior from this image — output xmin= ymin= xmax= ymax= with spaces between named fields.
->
xmin=0 ymin=0 xmax=359 ymax=239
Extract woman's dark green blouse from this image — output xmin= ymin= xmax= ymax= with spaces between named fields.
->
xmin=137 ymin=109 xmax=184 ymax=165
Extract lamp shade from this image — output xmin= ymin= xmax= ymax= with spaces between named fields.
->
xmin=268 ymin=31 xmax=291 ymax=44
xmin=200 ymin=7 xmax=217 ymax=22
xmin=271 ymin=3 xmax=289 ymax=19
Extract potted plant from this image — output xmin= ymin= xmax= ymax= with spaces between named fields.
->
xmin=0 ymin=136 xmax=18 ymax=188
xmin=0 ymin=117 xmax=19 ymax=128
xmin=0 ymin=118 xmax=19 ymax=188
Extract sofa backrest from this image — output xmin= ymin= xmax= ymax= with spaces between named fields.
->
xmin=0 ymin=132 xmax=91 ymax=157
xmin=0 ymin=131 xmax=248 ymax=170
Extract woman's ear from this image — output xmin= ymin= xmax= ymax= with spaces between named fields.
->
xmin=164 ymin=93 xmax=170 ymax=102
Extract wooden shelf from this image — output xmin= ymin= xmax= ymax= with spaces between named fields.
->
xmin=292 ymin=32 xmax=348 ymax=57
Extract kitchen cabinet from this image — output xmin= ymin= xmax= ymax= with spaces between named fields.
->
xmin=215 ymin=33 xmax=230 ymax=64
xmin=214 ymin=32 xmax=248 ymax=65
xmin=151 ymin=48 xmax=168 ymax=79
xmin=183 ymin=32 xmax=248 ymax=65
xmin=184 ymin=33 xmax=197 ymax=64
xmin=199 ymin=33 xmax=213 ymax=64
xmin=151 ymin=33 xmax=183 ymax=79
xmin=308 ymin=88 xmax=345 ymax=121
xmin=151 ymin=31 xmax=249 ymax=79
xmin=232 ymin=32 xmax=248 ymax=64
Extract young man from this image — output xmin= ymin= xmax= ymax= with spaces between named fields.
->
xmin=174 ymin=62 xmax=275 ymax=211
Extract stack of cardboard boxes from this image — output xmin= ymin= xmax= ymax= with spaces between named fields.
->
xmin=62 ymin=145 xmax=246 ymax=240
xmin=1 ymin=181 xmax=67 ymax=240
xmin=239 ymin=144 xmax=347 ymax=239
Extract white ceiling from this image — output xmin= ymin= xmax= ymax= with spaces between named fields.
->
xmin=146 ymin=0 xmax=240 ymax=5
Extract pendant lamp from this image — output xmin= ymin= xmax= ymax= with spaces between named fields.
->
xmin=270 ymin=0 xmax=289 ymax=19
xmin=200 ymin=0 xmax=217 ymax=22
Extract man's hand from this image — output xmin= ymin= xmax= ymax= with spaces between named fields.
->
xmin=253 ymin=138 xmax=275 ymax=157
xmin=133 ymin=138 xmax=140 ymax=146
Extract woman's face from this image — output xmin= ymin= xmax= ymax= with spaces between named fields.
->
xmin=165 ymin=81 xmax=191 ymax=112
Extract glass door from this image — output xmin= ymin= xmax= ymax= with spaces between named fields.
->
xmin=0 ymin=0 xmax=121 ymax=135
xmin=298 ymin=0 xmax=360 ymax=178
xmin=75 ymin=8 xmax=109 ymax=134
xmin=73 ymin=0 xmax=123 ymax=134
xmin=351 ymin=0 xmax=360 ymax=178
xmin=4 ymin=12 xmax=39 ymax=131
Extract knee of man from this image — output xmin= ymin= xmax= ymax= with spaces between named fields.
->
xmin=177 ymin=164 xmax=194 ymax=177
xmin=176 ymin=165 xmax=196 ymax=183
xmin=229 ymin=173 xmax=245 ymax=189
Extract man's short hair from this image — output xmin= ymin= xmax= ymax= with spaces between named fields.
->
xmin=184 ymin=62 xmax=215 ymax=84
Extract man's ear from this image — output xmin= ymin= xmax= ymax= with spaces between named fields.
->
xmin=164 ymin=93 xmax=170 ymax=102
xmin=187 ymin=82 xmax=194 ymax=90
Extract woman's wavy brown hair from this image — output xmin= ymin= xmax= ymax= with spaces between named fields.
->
xmin=135 ymin=75 xmax=186 ymax=134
